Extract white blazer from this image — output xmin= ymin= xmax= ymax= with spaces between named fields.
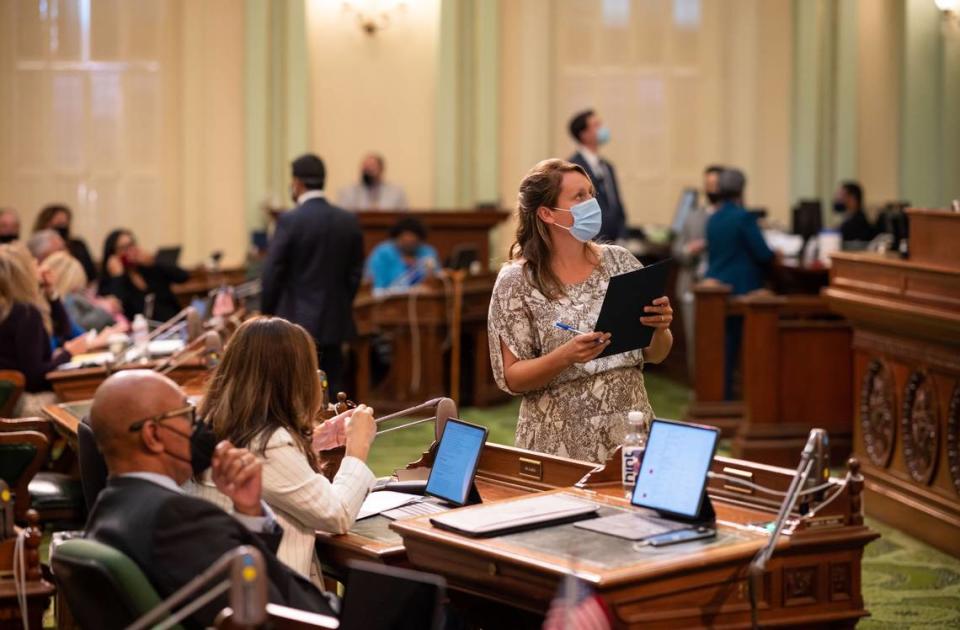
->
xmin=189 ymin=427 xmax=375 ymax=582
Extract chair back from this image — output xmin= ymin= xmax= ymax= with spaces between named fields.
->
xmin=0 ymin=370 xmax=26 ymax=417
xmin=51 ymin=538 xmax=183 ymax=630
xmin=77 ymin=418 xmax=108 ymax=510
xmin=0 ymin=428 xmax=49 ymax=521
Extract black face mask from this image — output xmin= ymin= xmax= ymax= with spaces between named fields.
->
xmin=361 ymin=172 xmax=377 ymax=188
xmin=399 ymin=243 xmax=419 ymax=257
xmin=832 ymin=200 xmax=847 ymax=214
xmin=0 ymin=234 xmax=18 ymax=244
xmin=706 ymin=192 xmax=721 ymax=205
xmin=161 ymin=420 xmax=219 ymax=476
xmin=53 ymin=226 xmax=70 ymax=240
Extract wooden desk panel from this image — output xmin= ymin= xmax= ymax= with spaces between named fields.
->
xmin=356 ymin=210 xmax=510 ymax=270
xmin=47 ymin=359 xmax=210 ymax=402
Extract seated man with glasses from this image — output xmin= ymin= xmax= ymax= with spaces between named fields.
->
xmin=84 ymin=370 xmax=337 ymax=629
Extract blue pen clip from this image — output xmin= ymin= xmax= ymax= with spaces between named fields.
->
xmin=555 ymin=322 xmax=589 ymax=335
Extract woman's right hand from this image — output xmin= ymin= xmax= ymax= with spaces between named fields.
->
xmin=554 ymin=331 xmax=611 ymax=366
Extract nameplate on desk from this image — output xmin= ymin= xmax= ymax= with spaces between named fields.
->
xmin=518 ymin=457 xmax=543 ymax=481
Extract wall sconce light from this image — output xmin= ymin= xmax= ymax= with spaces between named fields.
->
xmin=935 ymin=0 xmax=960 ymax=24
xmin=341 ymin=0 xmax=407 ymax=36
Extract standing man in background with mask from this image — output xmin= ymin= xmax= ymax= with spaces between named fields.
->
xmin=337 ymin=153 xmax=409 ymax=211
xmin=567 ymin=110 xmax=627 ymax=242
xmin=672 ymin=165 xmax=724 ymax=378
xmin=261 ymin=153 xmax=365 ymax=396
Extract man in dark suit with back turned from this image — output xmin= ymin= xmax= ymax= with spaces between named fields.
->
xmin=568 ymin=110 xmax=627 ymax=242
xmin=84 ymin=370 xmax=337 ymax=629
xmin=261 ymin=154 xmax=365 ymax=395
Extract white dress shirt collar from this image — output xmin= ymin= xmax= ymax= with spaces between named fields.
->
xmin=577 ymin=145 xmax=603 ymax=174
xmin=297 ymin=190 xmax=326 ymax=205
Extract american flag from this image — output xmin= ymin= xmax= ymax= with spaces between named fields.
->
xmin=543 ymin=573 xmax=612 ymax=630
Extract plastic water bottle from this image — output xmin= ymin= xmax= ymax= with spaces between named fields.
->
xmin=132 ymin=314 xmax=149 ymax=362
xmin=622 ymin=411 xmax=649 ymax=499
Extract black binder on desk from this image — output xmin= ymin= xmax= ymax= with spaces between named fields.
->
xmin=594 ymin=259 xmax=672 ymax=358
xmin=429 ymin=494 xmax=598 ymax=538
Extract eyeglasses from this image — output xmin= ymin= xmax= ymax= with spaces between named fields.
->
xmin=128 ymin=402 xmax=198 ymax=433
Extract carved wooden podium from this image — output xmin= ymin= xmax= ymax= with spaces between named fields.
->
xmin=824 ymin=208 xmax=960 ymax=557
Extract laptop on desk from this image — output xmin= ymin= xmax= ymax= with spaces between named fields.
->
xmin=381 ymin=418 xmax=488 ymax=520
xmin=575 ymin=418 xmax=720 ymax=542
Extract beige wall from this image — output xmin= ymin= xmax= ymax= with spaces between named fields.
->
xmin=305 ymin=0 xmax=440 ymax=208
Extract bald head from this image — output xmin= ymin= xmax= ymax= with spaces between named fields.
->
xmin=90 ymin=370 xmax=191 ymax=478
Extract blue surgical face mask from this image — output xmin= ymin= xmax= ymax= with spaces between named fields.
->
xmin=596 ymin=126 xmax=611 ymax=145
xmin=550 ymin=197 xmax=602 ymax=242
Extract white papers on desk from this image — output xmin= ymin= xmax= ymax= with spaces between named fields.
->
xmin=358 ymin=491 xmax=420 ymax=520
xmin=762 ymin=229 xmax=804 ymax=257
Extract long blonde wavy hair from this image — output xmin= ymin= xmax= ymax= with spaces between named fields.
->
xmin=0 ymin=243 xmax=52 ymax=333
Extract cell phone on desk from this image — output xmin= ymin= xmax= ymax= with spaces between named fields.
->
xmin=647 ymin=526 xmax=716 ymax=547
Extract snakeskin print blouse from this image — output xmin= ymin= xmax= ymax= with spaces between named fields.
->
xmin=488 ymin=244 xmax=655 ymax=463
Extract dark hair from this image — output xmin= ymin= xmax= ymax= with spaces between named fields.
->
xmin=389 ymin=217 xmax=426 ymax=240
xmin=716 ymin=168 xmax=746 ymax=202
xmin=704 ymin=164 xmax=724 ymax=175
xmin=568 ymin=110 xmax=595 ymax=143
xmin=841 ymin=181 xmax=863 ymax=207
xmin=511 ymin=159 xmax=597 ymax=300
xmin=98 ymin=228 xmax=133 ymax=289
xmin=33 ymin=204 xmax=71 ymax=233
xmin=291 ymin=154 xmax=326 ymax=190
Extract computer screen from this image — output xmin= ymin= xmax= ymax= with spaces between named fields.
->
xmin=425 ymin=418 xmax=488 ymax=506
xmin=670 ymin=188 xmax=699 ymax=234
xmin=631 ymin=419 xmax=719 ymax=518
xmin=340 ymin=560 xmax=445 ymax=630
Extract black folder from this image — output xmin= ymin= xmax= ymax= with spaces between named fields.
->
xmin=594 ymin=259 xmax=672 ymax=358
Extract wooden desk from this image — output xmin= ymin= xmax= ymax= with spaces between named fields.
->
xmin=172 ymin=265 xmax=249 ymax=307
xmin=686 ymin=283 xmax=853 ymax=466
xmin=823 ymin=209 xmax=960 ymax=557
xmin=317 ymin=441 xmax=876 ymax=628
xmin=42 ymin=383 xmax=207 ymax=442
xmin=46 ymin=359 xmax=211 ymax=402
xmin=351 ymin=274 xmax=509 ymax=411
xmin=356 ymin=210 xmax=509 ymax=270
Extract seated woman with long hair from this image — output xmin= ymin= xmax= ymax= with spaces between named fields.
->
xmin=189 ymin=316 xmax=377 ymax=584
xmin=0 ymin=243 xmax=89 ymax=416
xmin=98 ymin=228 xmax=189 ymax=321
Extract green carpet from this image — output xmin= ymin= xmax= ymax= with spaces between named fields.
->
xmin=366 ymin=373 xmax=960 ymax=628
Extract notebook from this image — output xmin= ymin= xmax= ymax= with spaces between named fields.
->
xmin=594 ymin=259 xmax=672 ymax=358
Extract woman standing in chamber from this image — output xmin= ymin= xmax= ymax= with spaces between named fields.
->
xmin=487 ymin=159 xmax=673 ymax=463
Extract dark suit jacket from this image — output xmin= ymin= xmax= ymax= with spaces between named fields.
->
xmin=85 ymin=477 xmax=335 ymax=629
xmin=705 ymin=201 xmax=775 ymax=295
xmin=568 ymin=151 xmax=627 ymax=241
xmin=260 ymin=197 xmax=365 ymax=345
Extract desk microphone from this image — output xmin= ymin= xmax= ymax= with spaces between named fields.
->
xmin=0 ymin=480 xmax=13 ymax=539
xmin=747 ymin=428 xmax=829 ymax=629
xmin=155 ymin=331 xmax=223 ymax=375
xmin=129 ymin=546 xmax=266 ymax=630
xmin=374 ymin=397 xmax=458 ymax=440
xmin=108 ymin=306 xmax=199 ymax=365
xmin=802 ymin=429 xmax=830 ymax=507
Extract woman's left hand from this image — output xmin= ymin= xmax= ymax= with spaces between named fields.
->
xmin=640 ymin=296 xmax=673 ymax=330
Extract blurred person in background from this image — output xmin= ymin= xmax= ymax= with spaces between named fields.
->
xmin=33 ymin=203 xmax=98 ymax=282
xmin=98 ymin=228 xmax=189 ymax=321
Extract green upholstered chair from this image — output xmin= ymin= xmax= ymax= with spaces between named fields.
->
xmin=0 ymin=370 xmax=25 ymax=417
xmin=0 ymin=427 xmax=49 ymax=523
xmin=50 ymin=538 xmax=183 ymax=630
xmin=0 ymin=417 xmax=86 ymax=526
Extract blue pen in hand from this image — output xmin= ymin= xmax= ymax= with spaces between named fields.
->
xmin=554 ymin=322 xmax=589 ymax=335
xmin=555 ymin=322 xmax=605 ymax=344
